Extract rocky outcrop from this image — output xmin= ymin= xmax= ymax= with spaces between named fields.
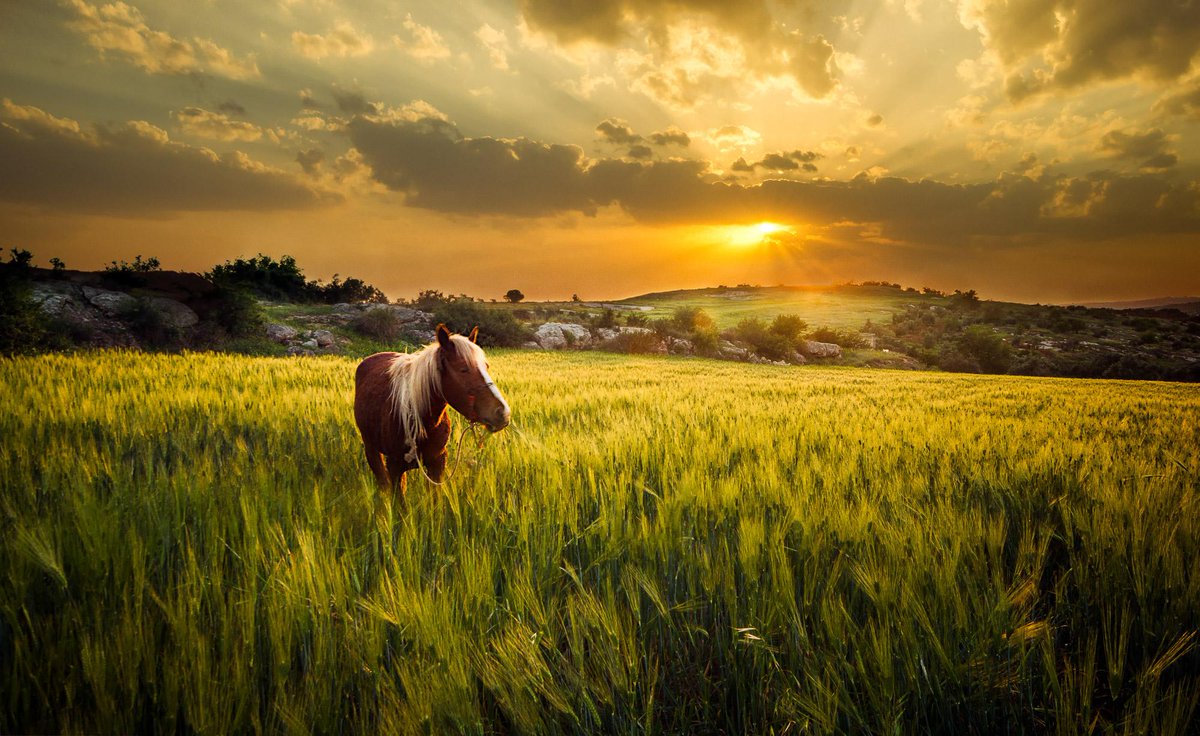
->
xmin=533 ymin=322 xmax=593 ymax=349
xmin=802 ymin=340 xmax=842 ymax=358
xmin=264 ymin=325 xmax=344 ymax=354
xmin=266 ymin=323 xmax=299 ymax=343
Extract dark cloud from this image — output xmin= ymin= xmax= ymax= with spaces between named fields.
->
xmin=299 ymin=89 xmax=323 ymax=110
xmin=736 ymin=149 xmax=824 ymax=172
xmin=965 ymin=0 xmax=1200 ymax=98
xmin=331 ymin=86 xmax=378 ymax=116
xmin=649 ymin=126 xmax=689 ymax=147
xmin=296 ymin=148 xmax=325 ymax=176
xmin=0 ymin=100 xmax=335 ymax=213
xmin=866 ymin=113 xmax=883 ymax=127
xmin=1154 ymin=81 xmax=1200 ymax=120
xmin=1098 ymin=128 xmax=1177 ymax=170
xmin=596 ymin=118 xmax=642 ymax=145
xmin=627 ymin=144 xmax=653 ymax=160
xmin=347 ymin=112 xmax=1200 ymax=245
xmin=218 ymin=100 xmax=246 ymax=116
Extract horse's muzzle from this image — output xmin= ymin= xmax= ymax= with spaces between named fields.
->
xmin=484 ymin=404 xmax=511 ymax=432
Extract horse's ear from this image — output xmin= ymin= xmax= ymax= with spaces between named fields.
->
xmin=436 ymin=323 xmax=454 ymax=350
xmin=468 ymin=326 xmax=478 ymax=343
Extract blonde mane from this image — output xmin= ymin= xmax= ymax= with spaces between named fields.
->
xmin=385 ymin=334 xmax=485 ymax=461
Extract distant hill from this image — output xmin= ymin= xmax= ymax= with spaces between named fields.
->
xmin=1077 ymin=297 xmax=1200 ymax=313
xmin=610 ymin=284 xmax=933 ymax=330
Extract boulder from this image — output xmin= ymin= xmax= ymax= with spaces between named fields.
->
xmin=301 ymin=339 xmax=318 ymax=349
xmin=149 ymin=297 xmax=199 ymax=329
xmin=266 ymin=323 xmax=299 ymax=343
xmin=534 ymin=322 xmax=592 ymax=350
xmin=718 ymin=340 xmax=750 ymax=360
xmin=29 ymin=282 xmax=82 ymax=317
xmin=802 ymin=340 xmax=842 ymax=358
xmin=666 ymin=337 xmax=694 ymax=355
xmin=82 ymin=286 xmax=137 ymax=316
xmin=312 ymin=329 xmax=335 ymax=347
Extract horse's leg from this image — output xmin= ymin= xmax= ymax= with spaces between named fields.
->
xmin=384 ymin=455 xmax=407 ymax=501
xmin=364 ymin=446 xmax=390 ymax=490
xmin=419 ymin=444 xmax=448 ymax=484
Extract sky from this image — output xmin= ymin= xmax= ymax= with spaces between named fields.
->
xmin=1 ymin=0 xmax=1198 ymax=303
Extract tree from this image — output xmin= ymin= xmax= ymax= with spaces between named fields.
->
xmin=504 ymin=289 xmax=525 ymax=303
xmin=49 ymin=257 xmax=66 ymax=271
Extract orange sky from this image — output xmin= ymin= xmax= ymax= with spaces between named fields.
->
xmin=2 ymin=0 xmax=1199 ymax=302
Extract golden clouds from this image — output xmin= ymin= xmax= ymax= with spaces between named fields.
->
xmin=519 ymin=0 xmax=839 ymax=106
xmin=65 ymin=0 xmax=259 ymax=79
xmin=959 ymin=0 xmax=1200 ymax=101
xmin=0 ymin=100 xmax=334 ymax=213
xmin=292 ymin=21 xmax=374 ymax=60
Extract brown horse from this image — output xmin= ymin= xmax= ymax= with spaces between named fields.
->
xmin=354 ymin=324 xmax=510 ymax=496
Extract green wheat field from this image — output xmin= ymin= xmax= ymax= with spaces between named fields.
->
xmin=2 ymin=351 xmax=1198 ymax=734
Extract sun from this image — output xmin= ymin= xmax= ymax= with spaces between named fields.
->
xmin=722 ymin=221 xmax=792 ymax=247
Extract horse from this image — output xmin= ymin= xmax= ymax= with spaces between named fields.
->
xmin=354 ymin=323 xmax=511 ymax=497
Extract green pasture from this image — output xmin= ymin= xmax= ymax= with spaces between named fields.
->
xmin=610 ymin=285 xmax=924 ymax=329
xmin=1 ymin=351 xmax=1197 ymax=733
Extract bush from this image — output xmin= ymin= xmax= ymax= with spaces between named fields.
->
xmin=770 ymin=314 xmax=807 ymax=343
xmin=122 ymin=298 xmax=183 ymax=349
xmin=353 ymin=308 xmax=404 ymax=340
xmin=209 ymin=285 xmax=264 ymax=338
xmin=958 ymin=325 xmax=1012 ymax=374
xmin=413 ymin=292 xmax=529 ymax=347
xmin=731 ymin=317 xmax=793 ymax=360
xmin=806 ymin=327 xmax=865 ymax=348
xmin=0 ymin=262 xmax=45 ymax=354
xmin=604 ymin=330 xmax=661 ymax=354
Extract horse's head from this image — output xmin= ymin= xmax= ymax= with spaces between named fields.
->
xmin=436 ymin=323 xmax=511 ymax=432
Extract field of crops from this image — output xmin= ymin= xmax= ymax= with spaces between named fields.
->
xmin=2 ymin=351 xmax=1198 ymax=733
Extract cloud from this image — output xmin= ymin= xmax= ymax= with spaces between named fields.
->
xmin=218 ymin=100 xmax=246 ymax=116
xmin=64 ymin=0 xmax=259 ymax=79
xmin=395 ymin=14 xmax=451 ymax=63
xmin=1098 ymin=127 xmax=1177 ymax=170
xmin=345 ymin=108 xmax=1200 ymax=243
xmin=733 ymin=149 xmax=823 ymax=173
xmin=292 ymin=21 xmax=374 ymax=59
xmin=959 ymin=0 xmax=1200 ymax=99
xmin=296 ymin=148 xmax=324 ymax=176
xmin=627 ymin=144 xmax=653 ymax=159
xmin=866 ymin=113 xmax=883 ymax=127
xmin=331 ymin=85 xmax=378 ymax=116
xmin=649 ymin=126 xmax=689 ymax=147
xmin=518 ymin=0 xmax=839 ymax=105
xmin=596 ymin=118 xmax=641 ymax=145
xmin=705 ymin=125 xmax=761 ymax=151
xmin=0 ymin=99 xmax=334 ymax=213
xmin=1154 ymin=79 xmax=1200 ymax=120
xmin=475 ymin=24 xmax=511 ymax=70
xmin=173 ymin=107 xmax=262 ymax=142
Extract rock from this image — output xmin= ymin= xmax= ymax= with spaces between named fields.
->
xmin=287 ymin=345 xmax=314 ymax=356
xmin=29 ymin=282 xmax=82 ymax=317
xmin=312 ymin=329 xmax=335 ymax=347
xmin=596 ymin=328 xmax=618 ymax=342
xmin=301 ymin=339 xmax=318 ymax=349
xmin=718 ymin=340 xmax=750 ymax=360
xmin=82 ymin=286 xmax=137 ymax=316
xmin=617 ymin=326 xmax=654 ymax=336
xmin=786 ymin=350 xmax=807 ymax=365
xmin=534 ymin=322 xmax=592 ymax=349
xmin=367 ymin=305 xmax=430 ymax=324
xmin=667 ymin=337 xmax=694 ymax=355
xmin=522 ymin=341 xmax=542 ymax=349
xmin=407 ymin=329 xmax=436 ymax=345
xmin=149 ymin=297 xmax=199 ymax=329
xmin=331 ymin=303 xmax=361 ymax=314
xmin=802 ymin=340 xmax=842 ymax=358
xmin=266 ymin=323 xmax=299 ymax=343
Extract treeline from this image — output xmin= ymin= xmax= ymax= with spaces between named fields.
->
xmin=207 ymin=254 xmax=388 ymax=304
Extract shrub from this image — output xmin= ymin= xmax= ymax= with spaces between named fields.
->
xmin=958 ymin=325 xmax=1012 ymax=374
xmin=413 ymin=293 xmax=529 ymax=347
xmin=209 ymin=285 xmax=264 ymax=338
xmin=604 ymin=330 xmax=660 ymax=354
xmin=769 ymin=314 xmax=807 ymax=343
xmin=731 ymin=317 xmax=792 ymax=360
xmin=353 ymin=308 xmax=403 ymax=340
xmin=122 ymin=298 xmax=183 ymax=350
